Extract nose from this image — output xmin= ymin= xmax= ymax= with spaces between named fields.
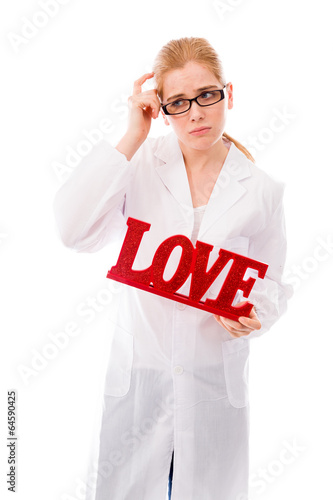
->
xmin=188 ymin=100 xmax=205 ymax=120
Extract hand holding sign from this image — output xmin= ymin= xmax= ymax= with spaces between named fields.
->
xmin=214 ymin=302 xmax=261 ymax=337
xmin=107 ymin=217 xmax=268 ymax=322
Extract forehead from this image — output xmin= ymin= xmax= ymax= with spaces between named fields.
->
xmin=162 ymin=61 xmax=219 ymax=98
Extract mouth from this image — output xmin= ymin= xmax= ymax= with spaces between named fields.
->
xmin=189 ymin=127 xmax=211 ymax=135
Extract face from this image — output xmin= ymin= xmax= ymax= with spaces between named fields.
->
xmin=160 ymin=61 xmax=233 ymax=151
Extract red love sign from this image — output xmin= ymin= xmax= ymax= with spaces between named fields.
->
xmin=106 ymin=218 xmax=268 ymax=321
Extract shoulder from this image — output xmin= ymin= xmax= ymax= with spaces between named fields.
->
xmin=242 ymin=153 xmax=286 ymax=212
xmin=131 ymin=131 xmax=177 ymax=163
xmin=145 ymin=134 xmax=169 ymax=149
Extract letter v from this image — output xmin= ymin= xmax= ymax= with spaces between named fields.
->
xmin=189 ymin=241 xmax=232 ymax=301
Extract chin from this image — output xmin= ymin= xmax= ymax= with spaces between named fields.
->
xmin=190 ymin=134 xmax=219 ymax=146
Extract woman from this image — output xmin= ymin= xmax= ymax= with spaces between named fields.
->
xmin=53 ymin=37 xmax=292 ymax=500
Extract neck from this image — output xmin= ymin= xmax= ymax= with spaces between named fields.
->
xmin=178 ymin=136 xmax=229 ymax=173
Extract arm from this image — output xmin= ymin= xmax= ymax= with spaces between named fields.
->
xmin=244 ymin=184 xmax=293 ymax=339
xmin=53 ymin=71 xmax=161 ymax=253
xmin=215 ymin=183 xmax=293 ymax=340
xmin=52 ymin=138 xmax=138 ymax=252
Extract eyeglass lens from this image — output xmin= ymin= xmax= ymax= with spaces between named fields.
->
xmin=166 ymin=90 xmax=223 ymax=115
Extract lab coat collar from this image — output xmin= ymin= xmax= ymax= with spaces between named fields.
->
xmin=154 ymin=130 xmax=252 ymax=237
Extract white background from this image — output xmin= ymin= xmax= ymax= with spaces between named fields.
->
xmin=1 ymin=0 xmax=332 ymax=499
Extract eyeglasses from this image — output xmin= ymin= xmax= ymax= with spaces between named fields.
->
xmin=161 ymin=86 xmax=227 ymax=115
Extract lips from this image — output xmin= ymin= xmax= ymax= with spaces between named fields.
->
xmin=190 ymin=127 xmax=211 ymax=133
xmin=189 ymin=127 xmax=211 ymax=136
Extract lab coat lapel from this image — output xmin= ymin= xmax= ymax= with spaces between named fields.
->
xmin=154 ymin=130 xmax=252 ymax=236
xmin=154 ymin=131 xmax=193 ymax=209
xmin=199 ymin=142 xmax=252 ymax=237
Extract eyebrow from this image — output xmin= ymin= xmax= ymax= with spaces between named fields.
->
xmin=165 ymin=85 xmax=219 ymax=103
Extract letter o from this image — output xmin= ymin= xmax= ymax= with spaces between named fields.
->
xmin=107 ymin=280 xmax=124 ymax=294
xmin=109 ymin=450 xmax=125 ymax=467
xmin=152 ymin=235 xmax=193 ymax=293
xmin=33 ymin=11 xmax=49 ymax=28
xmin=279 ymin=448 xmax=294 ymax=465
xmin=152 ymin=406 xmax=168 ymax=423
xmin=302 ymin=256 xmax=318 ymax=273
xmin=97 ymin=289 xmax=113 ymax=305
xmin=313 ymin=244 xmax=329 ymax=262
xmin=258 ymin=127 xmax=274 ymax=144
xmin=77 ymin=139 xmax=93 ymax=156
xmin=267 ymin=460 xmax=284 ymax=477
xmin=217 ymin=171 xmax=230 ymax=189
xmin=269 ymin=116 xmax=285 ymax=133
xmin=97 ymin=459 xmax=114 ymax=480
xmin=42 ymin=343 xmax=59 ymax=359
xmin=86 ymin=471 xmax=99 ymax=488
xmin=141 ymin=417 xmax=154 ymax=434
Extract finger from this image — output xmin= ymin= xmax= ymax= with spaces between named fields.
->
xmin=228 ymin=319 xmax=256 ymax=334
xmin=214 ymin=314 xmax=250 ymax=335
xmin=215 ymin=321 xmax=249 ymax=338
xmin=213 ymin=314 xmax=224 ymax=327
xmin=214 ymin=315 xmax=239 ymax=337
xmin=238 ymin=305 xmax=261 ymax=330
xmin=228 ymin=302 xmax=260 ymax=330
xmin=130 ymin=94 xmax=161 ymax=117
xmin=145 ymin=100 xmax=161 ymax=119
xmin=228 ymin=324 xmax=252 ymax=335
xmin=213 ymin=315 xmax=235 ymax=332
xmin=133 ymin=72 xmax=155 ymax=95
xmin=238 ymin=316 xmax=261 ymax=330
xmin=214 ymin=314 xmax=238 ymax=330
xmin=144 ymin=94 xmax=161 ymax=118
xmin=218 ymin=315 xmax=243 ymax=330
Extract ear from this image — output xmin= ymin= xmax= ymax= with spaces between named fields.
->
xmin=226 ymin=83 xmax=234 ymax=110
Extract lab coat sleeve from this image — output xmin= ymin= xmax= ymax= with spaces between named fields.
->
xmin=243 ymin=183 xmax=293 ymax=340
xmin=53 ymin=139 xmax=140 ymax=253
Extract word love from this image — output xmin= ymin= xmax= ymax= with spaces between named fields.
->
xmin=107 ymin=218 xmax=268 ymax=321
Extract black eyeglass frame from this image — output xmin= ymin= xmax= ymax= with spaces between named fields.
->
xmin=160 ymin=85 xmax=227 ymax=115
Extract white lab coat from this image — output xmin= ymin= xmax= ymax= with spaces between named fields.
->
xmin=53 ymin=131 xmax=292 ymax=500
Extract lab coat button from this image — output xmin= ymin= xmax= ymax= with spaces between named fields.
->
xmin=173 ymin=365 xmax=184 ymax=375
xmin=176 ymin=303 xmax=186 ymax=310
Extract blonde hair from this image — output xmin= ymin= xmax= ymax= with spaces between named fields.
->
xmin=152 ymin=37 xmax=255 ymax=163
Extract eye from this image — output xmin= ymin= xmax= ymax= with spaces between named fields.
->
xmin=200 ymin=92 xmax=214 ymax=99
xmin=173 ymin=99 xmax=185 ymax=107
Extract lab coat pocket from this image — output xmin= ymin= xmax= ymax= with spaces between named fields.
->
xmin=103 ymin=324 xmax=134 ymax=397
xmin=221 ymin=338 xmax=250 ymax=408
